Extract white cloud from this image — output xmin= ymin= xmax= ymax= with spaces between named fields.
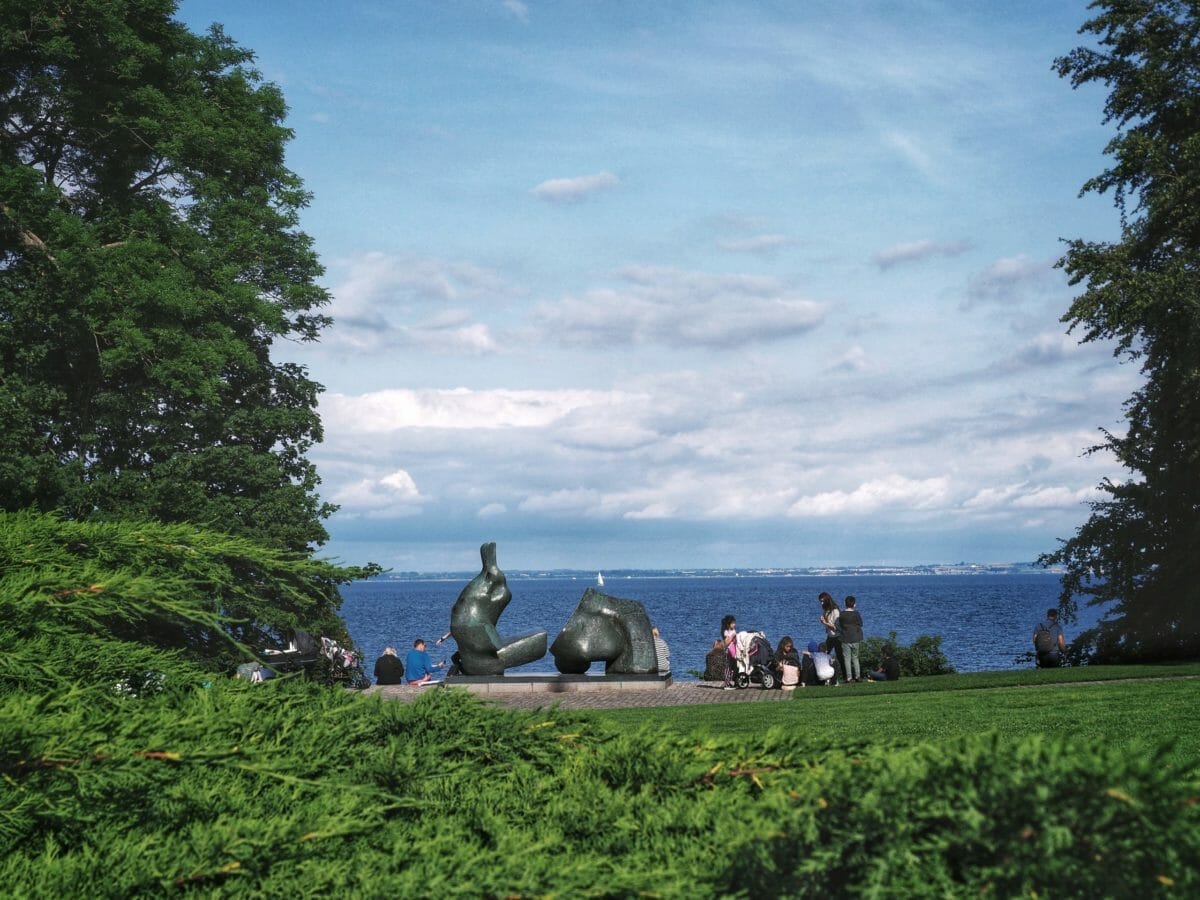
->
xmin=502 ymin=0 xmax=529 ymax=22
xmin=965 ymin=255 xmax=1056 ymax=307
xmin=321 ymin=387 xmax=640 ymax=433
xmin=534 ymin=265 xmax=825 ymax=348
xmin=718 ymin=233 xmax=794 ymax=255
xmin=478 ymin=502 xmax=507 ymax=518
xmin=531 ymin=171 xmax=620 ymax=203
xmin=791 ymin=475 xmax=951 ymax=517
xmin=332 ymin=468 xmax=424 ymax=514
xmin=321 ymin=252 xmax=513 ymax=355
xmin=873 ymin=239 xmax=972 ymax=270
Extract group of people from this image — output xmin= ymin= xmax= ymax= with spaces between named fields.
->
xmin=707 ymin=592 xmax=899 ymax=689
xmin=372 ymin=638 xmax=447 ymax=686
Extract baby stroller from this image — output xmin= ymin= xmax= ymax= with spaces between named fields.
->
xmin=319 ymin=636 xmax=372 ymax=689
xmin=734 ymin=631 xmax=777 ymax=690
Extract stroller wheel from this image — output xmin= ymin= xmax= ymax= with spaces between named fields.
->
xmin=736 ymin=672 xmax=750 ymax=689
xmin=760 ymin=670 xmax=777 ymax=690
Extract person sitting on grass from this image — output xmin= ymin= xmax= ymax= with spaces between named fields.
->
xmin=1033 ymin=608 xmax=1067 ymax=667
xmin=866 ymin=644 xmax=900 ymax=682
xmin=771 ymin=635 xmax=801 ymax=690
xmin=404 ymin=638 xmax=445 ymax=686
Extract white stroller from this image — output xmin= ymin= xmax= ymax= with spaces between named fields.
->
xmin=733 ymin=630 xmax=776 ymax=690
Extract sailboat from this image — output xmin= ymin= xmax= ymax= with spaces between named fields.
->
xmin=596 ymin=571 xmax=604 ymax=587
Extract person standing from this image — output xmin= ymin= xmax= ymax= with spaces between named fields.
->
xmin=721 ymin=615 xmax=737 ymax=690
xmin=1033 ymin=608 xmax=1067 ymax=667
xmin=372 ymin=646 xmax=405 ymax=685
xmin=651 ymin=626 xmax=671 ymax=675
xmin=404 ymin=638 xmax=445 ymax=685
xmin=839 ymin=596 xmax=865 ymax=683
xmin=819 ymin=592 xmax=845 ymax=683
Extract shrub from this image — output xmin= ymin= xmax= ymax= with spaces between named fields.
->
xmin=859 ymin=630 xmax=955 ymax=676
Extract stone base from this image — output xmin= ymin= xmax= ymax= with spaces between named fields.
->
xmin=443 ymin=672 xmax=673 ymax=695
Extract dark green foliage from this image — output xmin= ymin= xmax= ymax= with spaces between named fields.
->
xmin=1 ymin=519 xmax=1195 ymax=895
xmin=860 ymin=630 xmax=955 ymax=676
xmin=0 ymin=0 xmax=334 ymax=550
xmin=1041 ymin=1 xmax=1200 ymax=661
xmin=0 ymin=509 xmax=375 ymax=687
xmin=2 ymin=679 xmax=1197 ymax=895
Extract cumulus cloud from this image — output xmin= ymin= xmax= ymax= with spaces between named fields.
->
xmin=873 ymin=239 xmax=972 ymax=270
xmin=323 ymin=252 xmax=512 ymax=354
xmin=965 ymin=482 xmax=1096 ymax=512
xmin=534 ymin=265 xmax=826 ymax=348
xmin=964 ymin=255 xmax=1055 ymax=307
xmin=321 ymin=387 xmax=641 ymax=433
xmin=531 ymin=171 xmax=620 ymax=203
xmin=718 ymin=233 xmax=794 ymax=255
xmin=331 ymin=468 xmax=424 ymax=514
xmin=790 ymin=475 xmax=951 ymax=517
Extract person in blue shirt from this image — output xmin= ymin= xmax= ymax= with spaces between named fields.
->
xmin=404 ymin=638 xmax=444 ymax=685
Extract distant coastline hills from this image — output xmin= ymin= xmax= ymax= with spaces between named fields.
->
xmin=372 ymin=562 xmax=1063 ymax=581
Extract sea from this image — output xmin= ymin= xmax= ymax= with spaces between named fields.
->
xmin=338 ymin=569 xmax=1105 ymax=680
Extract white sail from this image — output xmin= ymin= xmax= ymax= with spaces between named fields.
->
xmin=596 ymin=571 xmax=604 ymax=586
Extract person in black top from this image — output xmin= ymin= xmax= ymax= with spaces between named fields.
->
xmin=372 ymin=647 xmax=405 ymax=685
xmin=866 ymin=644 xmax=900 ymax=682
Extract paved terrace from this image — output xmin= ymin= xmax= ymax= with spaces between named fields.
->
xmin=364 ymin=679 xmax=795 ymax=711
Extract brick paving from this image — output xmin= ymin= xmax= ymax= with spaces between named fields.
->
xmin=365 ymin=680 xmax=795 ymax=710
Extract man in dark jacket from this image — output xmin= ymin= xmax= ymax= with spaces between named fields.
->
xmin=840 ymin=596 xmax=865 ymax=682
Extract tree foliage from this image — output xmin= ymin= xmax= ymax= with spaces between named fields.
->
xmin=0 ymin=509 xmax=374 ymax=690
xmin=1043 ymin=0 xmax=1200 ymax=662
xmin=0 ymin=0 xmax=334 ymax=550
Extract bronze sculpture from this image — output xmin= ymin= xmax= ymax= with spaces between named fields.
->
xmin=449 ymin=542 xmax=547 ymax=675
xmin=550 ymin=587 xmax=658 ymax=675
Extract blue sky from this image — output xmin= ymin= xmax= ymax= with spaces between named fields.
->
xmin=179 ymin=1 xmax=1131 ymax=572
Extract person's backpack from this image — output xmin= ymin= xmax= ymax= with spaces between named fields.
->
xmin=1034 ymin=625 xmax=1056 ymax=655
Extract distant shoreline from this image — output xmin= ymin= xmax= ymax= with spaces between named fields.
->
xmin=363 ymin=564 xmax=1064 ymax=582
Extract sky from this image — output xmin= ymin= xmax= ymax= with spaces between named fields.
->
xmin=178 ymin=0 xmax=1134 ymax=573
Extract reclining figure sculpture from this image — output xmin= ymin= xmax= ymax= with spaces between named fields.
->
xmin=449 ymin=542 xmax=547 ymax=675
xmin=550 ymin=587 xmax=658 ymax=675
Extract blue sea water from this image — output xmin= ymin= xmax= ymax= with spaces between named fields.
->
xmin=339 ymin=573 xmax=1102 ymax=680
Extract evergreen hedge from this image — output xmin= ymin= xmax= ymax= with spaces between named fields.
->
xmin=2 ymin=512 xmax=1196 ymax=896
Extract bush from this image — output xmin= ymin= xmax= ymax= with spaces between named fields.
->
xmin=859 ymin=630 xmax=955 ymax=677
xmin=1 ymin=683 xmax=1195 ymax=896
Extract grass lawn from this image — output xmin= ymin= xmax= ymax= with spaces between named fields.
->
xmin=586 ymin=665 xmax=1200 ymax=764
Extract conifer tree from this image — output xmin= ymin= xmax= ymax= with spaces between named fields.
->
xmin=0 ymin=0 xmax=334 ymax=550
xmin=1044 ymin=0 xmax=1200 ymax=661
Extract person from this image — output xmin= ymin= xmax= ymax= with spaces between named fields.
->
xmin=840 ymin=596 xmax=865 ymax=683
xmin=404 ymin=638 xmax=445 ymax=685
xmin=651 ymin=626 xmax=671 ymax=675
xmin=372 ymin=647 xmax=405 ymax=685
xmin=819 ymin=592 xmax=845 ymax=683
xmin=867 ymin=644 xmax=900 ymax=682
xmin=1033 ymin=608 xmax=1067 ymax=667
xmin=771 ymin=635 xmax=801 ymax=690
xmin=704 ymin=639 xmax=726 ymax=681
xmin=813 ymin=641 xmax=837 ymax=685
xmin=800 ymin=641 xmax=820 ymax=686
xmin=721 ymin=615 xmax=737 ymax=690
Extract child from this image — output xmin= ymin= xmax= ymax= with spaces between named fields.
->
xmin=772 ymin=635 xmax=801 ymax=691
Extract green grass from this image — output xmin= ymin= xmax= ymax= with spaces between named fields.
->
xmin=587 ymin=666 xmax=1200 ymax=763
